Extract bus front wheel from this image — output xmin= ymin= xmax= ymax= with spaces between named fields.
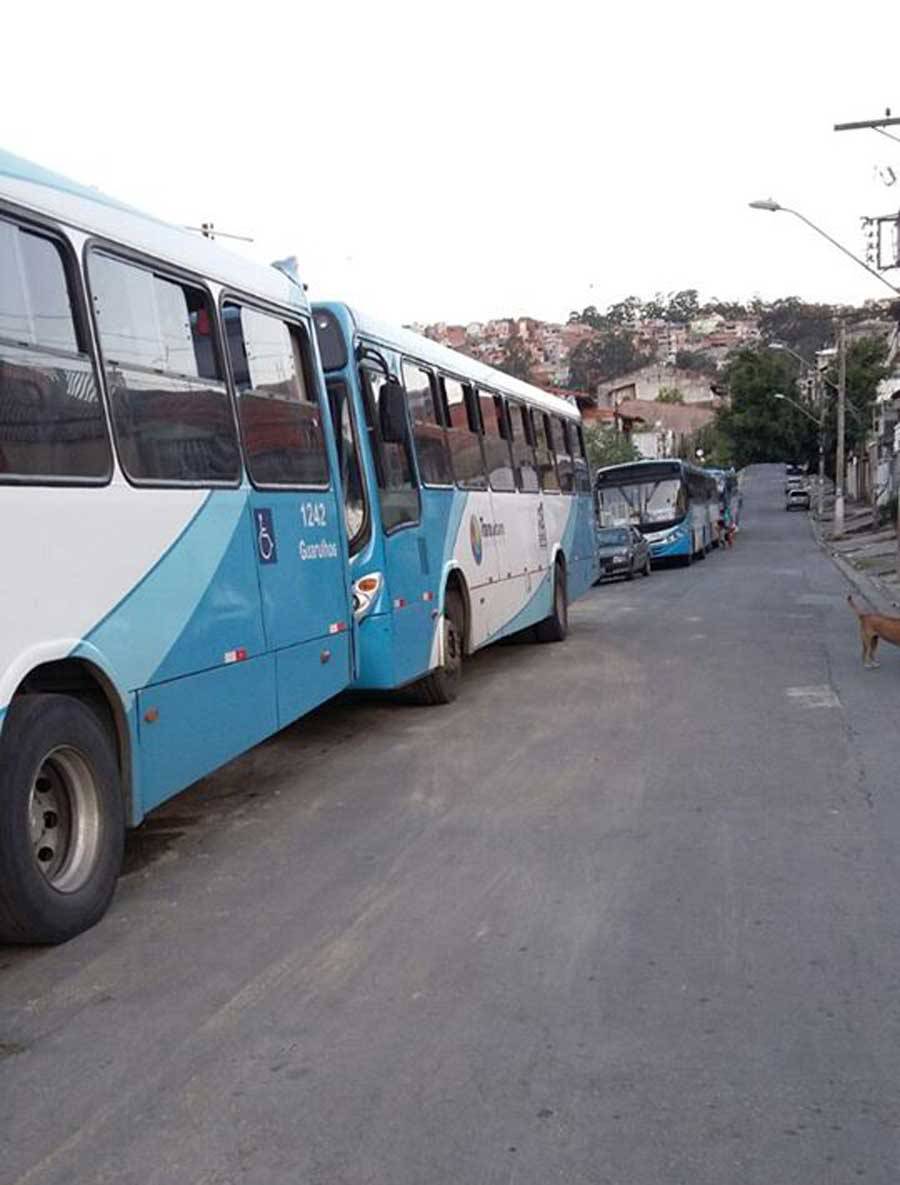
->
xmin=0 ymin=694 xmax=124 ymax=945
xmin=413 ymin=590 xmax=465 ymax=706
xmin=535 ymin=561 xmax=568 ymax=643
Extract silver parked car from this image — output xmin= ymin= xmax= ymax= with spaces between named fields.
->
xmin=785 ymin=486 xmax=811 ymax=511
xmin=596 ymin=525 xmax=651 ymax=581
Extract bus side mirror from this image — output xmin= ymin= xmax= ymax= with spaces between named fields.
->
xmin=379 ymin=379 xmax=408 ymax=444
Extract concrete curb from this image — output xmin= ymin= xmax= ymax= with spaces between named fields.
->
xmin=808 ymin=514 xmax=900 ymax=615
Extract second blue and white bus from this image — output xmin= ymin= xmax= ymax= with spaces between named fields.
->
xmin=313 ymin=304 xmax=598 ymax=703
xmin=594 ymin=459 xmax=718 ymax=565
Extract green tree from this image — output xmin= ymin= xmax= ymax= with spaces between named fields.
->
xmin=757 ymin=297 xmax=850 ymax=361
xmin=715 ymin=347 xmax=819 ymax=468
xmin=583 ymin=423 xmax=641 ymax=468
xmin=700 ymin=298 xmax=748 ymax=320
xmin=820 ymin=335 xmax=888 ymax=454
xmin=677 ymin=422 xmax=732 ymax=467
xmin=674 ymin=349 xmax=719 ymax=376
xmin=642 ymin=293 xmax=668 ymax=321
xmin=657 ymin=386 xmax=684 ymax=404
xmin=497 ymin=331 xmax=534 ymax=382
xmin=567 ymin=305 xmax=609 ymax=330
xmin=568 ymin=332 xmax=653 ymax=391
xmin=665 ymin=289 xmax=700 ymax=323
xmin=605 ymin=296 xmax=643 ymax=326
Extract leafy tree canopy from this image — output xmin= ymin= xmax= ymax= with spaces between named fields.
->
xmin=568 ymin=332 xmax=654 ymax=391
xmin=755 ymin=296 xmax=853 ymax=362
xmin=820 ymin=335 xmax=888 ymax=454
xmin=496 ymin=331 xmax=533 ymax=382
xmin=583 ymin=423 xmax=641 ymax=469
xmin=715 ymin=348 xmax=819 ymax=469
xmin=675 ymin=349 xmax=719 ymax=376
xmin=657 ymin=386 xmax=684 ymax=404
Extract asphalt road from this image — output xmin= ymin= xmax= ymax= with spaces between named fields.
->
xmin=3 ymin=463 xmax=900 ymax=1185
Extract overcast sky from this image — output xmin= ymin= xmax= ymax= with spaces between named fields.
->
xmin=4 ymin=1 xmax=899 ymax=326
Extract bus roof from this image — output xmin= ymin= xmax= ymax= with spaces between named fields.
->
xmin=0 ymin=148 xmax=310 ymax=316
xmin=594 ymin=458 xmax=716 ymax=484
xmin=322 ymin=302 xmax=582 ymax=421
xmin=594 ymin=459 xmax=683 ymax=480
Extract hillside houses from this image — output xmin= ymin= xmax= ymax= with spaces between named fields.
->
xmin=420 ymin=309 xmax=759 ymax=391
xmin=596 ymin=363 xmax=723 ymax=409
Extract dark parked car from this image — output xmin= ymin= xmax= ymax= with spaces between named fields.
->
xmin=596 ymin=525 xmax=651 ymax=581
xmin=786 ymin=485 xmax=811 ymax=511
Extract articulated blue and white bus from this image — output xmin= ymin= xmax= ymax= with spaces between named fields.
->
xmin=0 ymin=152 xmax=596 ymax=943
xmin=594 ymin=459 xmax=718 ymax=565
xmin=313 ymin=304 xmax=598 ymax=703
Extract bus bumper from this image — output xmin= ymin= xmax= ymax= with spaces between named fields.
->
xmin=648 ymin=533 xmax=690 ymax=559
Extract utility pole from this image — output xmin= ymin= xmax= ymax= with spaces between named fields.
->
xmin=813 ymin=369 xmax=825 ymax=519
xmin=834 ymin=322 xmax=847 ymax=536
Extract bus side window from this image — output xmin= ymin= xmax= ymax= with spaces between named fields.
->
xmin=0 ymin=221 xmax=111 ymax=482
xmin=359 ymin=366 xmax=420 ymax=532
xmin=532 ymin=410 xmax=559 ymax=492
xmin=90 ymin=253 xmax=240 ymax=486
xmin=508 ymin=401 xmax=539 ymax=492
xmin=222 ymin=304 xmax=327 ymax=488
xmin=574 ymin=424 xmax=591 ymax=493
xmin=553 ymin=417 xmax=575 ymax=494
xmin=442 ymin=376 xmax=486 ymax=489
xmin=478 ymin=388 xmax=515 ymax=492
xmin=402 ymin=361 xmax=453 ymax=486
xmin=326 ymin=378 xmax=368 ymax=554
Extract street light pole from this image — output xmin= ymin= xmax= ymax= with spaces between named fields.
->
xmin=814 ymin=370 xmax=825 ymax=519
xmin=749 ymin=199 xmax=900 ymax=296
xmin=773 ymin=389 xmax=826 ymax=518
xmin=834 ymin=322 xmax=847 ymax=536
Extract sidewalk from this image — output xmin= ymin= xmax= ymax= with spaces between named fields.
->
xmin=810 ymin=485 xmax=900 ymax=612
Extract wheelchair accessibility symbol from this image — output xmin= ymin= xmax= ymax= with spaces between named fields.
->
xmin=255 ymin=508 xmax=278 ymax=564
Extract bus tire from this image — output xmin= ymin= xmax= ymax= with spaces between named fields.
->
xmin=413 ymin=590 xmax=465 ymax=706
xmin=535 ymin=561 xmax=568 ymax=643
xmin=0 ymin=694 xmax=124 ymax=945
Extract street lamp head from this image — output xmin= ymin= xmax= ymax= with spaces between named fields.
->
xmin=768 ymin=341 xmax=786 ymax=351
xmin=749 ymin=198 xmax=782 ymax=212
xmin=772 ymin=392 xmax=785 ymax=400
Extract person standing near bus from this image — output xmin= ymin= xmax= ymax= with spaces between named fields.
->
xmin=723 ymin=502 xmax=734 ymax=548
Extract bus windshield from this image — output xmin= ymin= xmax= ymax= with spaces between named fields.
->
xmin=597 ymin=476 xmax=687 ymax=531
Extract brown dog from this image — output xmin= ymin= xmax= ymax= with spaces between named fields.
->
xmin=847 ymin=594 xmax=900 ymax=669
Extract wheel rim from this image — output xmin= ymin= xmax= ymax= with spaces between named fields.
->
xmin=444 ymin=610 xmax=462 ymax=679
xmin=28 ymin=747 xmax=102 ymax=893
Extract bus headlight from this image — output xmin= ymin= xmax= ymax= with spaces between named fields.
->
xmin=352 ymin=572 xmax=383 ymax=619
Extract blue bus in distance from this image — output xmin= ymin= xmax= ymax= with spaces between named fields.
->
xmin=594 ymin=459 xmax=718 ymax=565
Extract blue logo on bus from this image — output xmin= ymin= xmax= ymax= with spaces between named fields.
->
xmin=469 ymin=514 xmax=483 ymax=565
xmin=255 ymin=508 xmax=278 ymax=564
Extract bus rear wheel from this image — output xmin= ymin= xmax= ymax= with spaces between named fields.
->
xmin=0 ymin=694 xmax=124 ymax=945
xmin=535 ymin=561 xmax=568 ymax=643
xmin=413 ymin=590 xmax=465 ymax=706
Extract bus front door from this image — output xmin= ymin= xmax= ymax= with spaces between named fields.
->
xmin=227 ymin=302 xmax=353 ymax=726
